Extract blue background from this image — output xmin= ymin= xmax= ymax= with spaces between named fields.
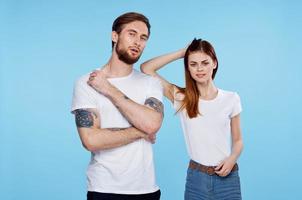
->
xmin=1 ymin=0 xmax=301 ymax=199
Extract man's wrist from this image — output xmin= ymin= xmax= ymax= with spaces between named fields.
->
xmin=100 ymin=83 xmax=115 ymax=97
xmin=131 ymin=128 xmax=146 ymax=139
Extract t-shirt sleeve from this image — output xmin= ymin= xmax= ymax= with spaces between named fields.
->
xmin=146 ymin=76 xmax=164 ymax=103
xmin=71 ymin=77 xmax=97 ymax=113
xmin=230 ymin=92 xmax=242 ymax=118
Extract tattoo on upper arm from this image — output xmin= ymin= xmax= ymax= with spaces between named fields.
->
xmin=74 ymin=109 xmax=97 ymax=128
xmin=144 ymin=97 xmax=164 ymax=116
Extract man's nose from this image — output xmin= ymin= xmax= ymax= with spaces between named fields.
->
xmin=134 ymin=36 xmax=141 ymax=47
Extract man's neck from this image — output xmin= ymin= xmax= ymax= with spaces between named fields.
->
xmin=102 ymin=54 xmax=133 ymax=78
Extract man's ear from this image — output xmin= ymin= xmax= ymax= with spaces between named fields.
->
xmin=112 ymin=31 xmax=118 ymax=43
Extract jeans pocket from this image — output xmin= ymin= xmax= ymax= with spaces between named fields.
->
xmin=226 ymin=170 xmax=241 ymax=187
xmin=227 ymin=170 xmax=239 ymax=178
xmin=186 ymin=168 xmax=195 ymax=182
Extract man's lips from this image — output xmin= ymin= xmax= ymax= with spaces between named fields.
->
xmin=129 ymin=47 xmax=140 ymax=54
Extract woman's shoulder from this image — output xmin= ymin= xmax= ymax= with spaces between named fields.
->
xmin=218 ymin=88 xmax=241 ymax=100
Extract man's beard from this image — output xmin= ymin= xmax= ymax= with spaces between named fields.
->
xmin=115 ymin=42 xmax=141 ymax=65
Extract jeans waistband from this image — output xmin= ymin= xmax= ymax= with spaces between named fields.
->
xmin=189 ymin=160 xmax=238 ymax=176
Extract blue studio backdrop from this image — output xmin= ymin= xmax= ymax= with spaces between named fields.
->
xmin=1 ymin=0 xmax=301 ymax=199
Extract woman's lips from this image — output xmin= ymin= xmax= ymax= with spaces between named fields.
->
xmin=196 ymin=74 xmax=206 ymax=78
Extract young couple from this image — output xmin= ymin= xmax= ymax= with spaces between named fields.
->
xmin=71 ymin=12 xmax=243 ymax=200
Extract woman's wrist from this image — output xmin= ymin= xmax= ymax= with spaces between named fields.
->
xmin=229 ymin=154 xmax=238 ymax=163
xmin=178 ymin=48 xmax=186 ymax=58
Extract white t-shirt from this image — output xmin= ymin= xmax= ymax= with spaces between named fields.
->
xmin=71 ymin=69 xmax=163 ymax=194
xmin=173 ymin=88 xmax=242 ymax=166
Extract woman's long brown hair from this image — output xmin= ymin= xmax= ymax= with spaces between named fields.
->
xmin=176 ymin=38 xmax=218 ymax=118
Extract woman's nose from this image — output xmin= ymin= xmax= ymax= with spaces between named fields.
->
xmin=197 ymin=65 xmax=204 ymax=71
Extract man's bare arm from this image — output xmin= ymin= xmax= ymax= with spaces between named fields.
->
xmin=74 ymin=108 xmax=148 ymax=151
xmin=106 ymin=89 xmax=163 ymax=135
xmin=87 ymin=71 xmax=164 ymax=135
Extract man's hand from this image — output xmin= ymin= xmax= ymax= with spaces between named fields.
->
xmin=87 ymin=70 xmax=112 ymax=96
xmin=146 ymin=133 xmax=156 ymax=144
xmin=135 ymin=129 xmax=157 ymax=144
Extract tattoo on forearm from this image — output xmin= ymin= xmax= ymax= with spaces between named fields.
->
xmin=144 ymin=97 xmax=164 ymax=116
xmin=74 ymin=109 xmax=97 ymax=128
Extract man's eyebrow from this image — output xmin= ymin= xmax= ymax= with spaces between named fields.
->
xmin=127 ymin=29 xmax=149 ymax=39
xmin=127 ymin=29 xmax=137 ymax=33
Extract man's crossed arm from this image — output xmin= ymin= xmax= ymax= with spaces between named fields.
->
xmin=88 ymin=70 xmax=164 ymax=135
xmin=74 ymin=108 xmax=151 ymax=152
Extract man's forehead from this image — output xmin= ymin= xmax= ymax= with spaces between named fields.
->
xmin=122 ymin=21 xmax=149 ymax=35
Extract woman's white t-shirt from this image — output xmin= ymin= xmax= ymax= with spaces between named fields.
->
xmin=173 ymin=88 xmax=242 ymax=166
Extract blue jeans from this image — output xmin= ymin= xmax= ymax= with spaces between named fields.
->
xmin=185 ymin=163 xmax=242 ymax=200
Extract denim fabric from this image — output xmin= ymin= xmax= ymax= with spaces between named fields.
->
xmin=185 ymin=164 xmax=241 ymax=200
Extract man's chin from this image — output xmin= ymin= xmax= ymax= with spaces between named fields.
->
xmin=123 ymin=55 xmax=141 ymax=64
xmin=130 ymin=55 xmax=140 ymax=61
xmin=116 ymin=49 xmax=141 ymax=64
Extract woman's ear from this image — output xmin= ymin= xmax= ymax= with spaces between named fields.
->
xmin=213 ymin=61 xmax=218 ymax=69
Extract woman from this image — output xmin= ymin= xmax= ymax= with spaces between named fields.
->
xmin=141 ymin=38 xmax=243 ymax=200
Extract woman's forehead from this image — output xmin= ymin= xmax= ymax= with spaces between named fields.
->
xmin=188 ymin=51 xmax=211 ymax=61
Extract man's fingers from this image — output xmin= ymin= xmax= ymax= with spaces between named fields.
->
xmin=145 ymin=134 xmax=156 ymax=144
xmin=90 ymin=71 xmax=97 ymax=77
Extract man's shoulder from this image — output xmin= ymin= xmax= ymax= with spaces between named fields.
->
xmin=133 ymin=69 xmax=161 ymax=83
xmin=74 ymin=68 xmax=98 ymax=86
xmin=73 ymin=72 xmax=93 ymax=91
xmin=132 ymin=69 xmax=149 ymax=78
xmin=75 ymin=73 xmax=90 ymax=83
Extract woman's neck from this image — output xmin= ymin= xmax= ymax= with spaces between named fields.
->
xmin=196 ymin=80 xmax=218 ymax=100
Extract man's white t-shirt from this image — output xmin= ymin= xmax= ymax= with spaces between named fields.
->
xmin=71 ymin=69 xmax=163 ymax=194
xmin=173 ymin=88 xmax=242 ymax=166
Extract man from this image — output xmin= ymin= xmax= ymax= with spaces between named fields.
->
xmin=71 ymin=12 xmax=164 ymax=200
